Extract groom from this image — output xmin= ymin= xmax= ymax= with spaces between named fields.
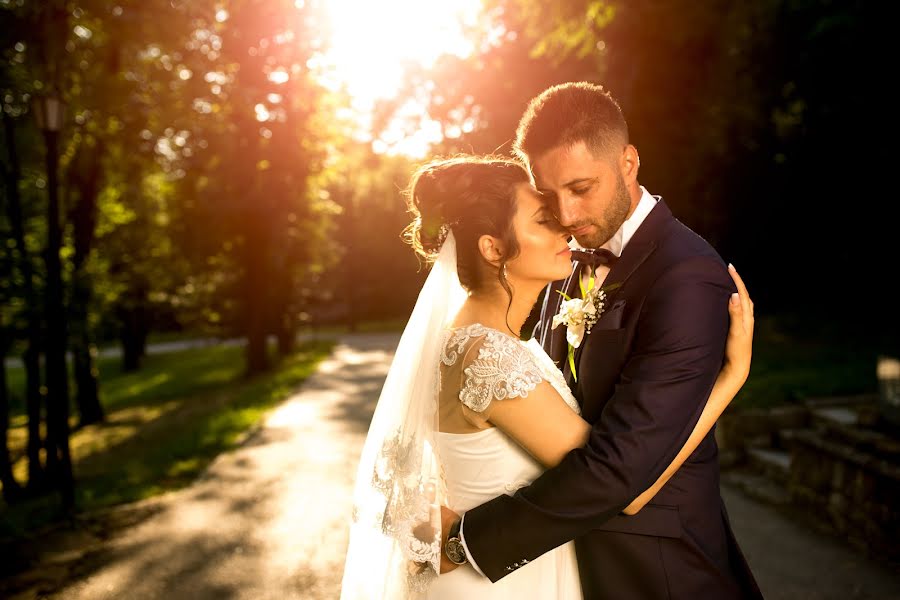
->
xmin=440 ymin=82 xmax=762 ymax=599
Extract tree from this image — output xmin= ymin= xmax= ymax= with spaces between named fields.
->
xmin=379 ymin=0 xmax=886 ymax=329
xmin=156 ymin=0 xmax=334 ymax=374
xmin=0 ymin=1 xmax=77 ymax=507
xmin=0 ymin=5 xmax=48 ymax=493
xmin=0 ymin=220 xmax=24 ymax=503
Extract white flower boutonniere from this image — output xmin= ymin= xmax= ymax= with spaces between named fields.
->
xmin=551 ymin=269 xmax=620 ymax=381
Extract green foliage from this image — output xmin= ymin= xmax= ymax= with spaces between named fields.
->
xmin=527 ymin=1 xmax=616 ymax=60
xmin=1 ymin=0 xmax=343 ymax=364
xmin=376 ymin=0 xmax=886 ymax=325
xmin=734 ymin=316 xmax=886 ymax=410
xmin=316 ymin=146 xmax=430 ymax=324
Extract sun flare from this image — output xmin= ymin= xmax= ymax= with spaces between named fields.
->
xmin=320 ymin=0 xmax=483 ymax=156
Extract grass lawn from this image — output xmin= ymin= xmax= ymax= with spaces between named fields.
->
xmin=1 ymin=338 xmax=333 ymax=538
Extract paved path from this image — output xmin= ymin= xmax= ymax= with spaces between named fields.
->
xmin=47 ymin=333 xmax=394 ymax=600
xmin=22 ymin=333 xmax=900 ymax=599
xmin=721 ymin=486 xmax=900 ymax=599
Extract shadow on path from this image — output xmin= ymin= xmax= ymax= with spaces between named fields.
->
xmin=10 ymin=332 xmax=898 ymax=600
xmin=36 ymin=333 xmax=397 ymax=600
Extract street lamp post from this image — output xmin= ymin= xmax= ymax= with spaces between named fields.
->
xmin=32 ymin=93 xmax=74 ymax=509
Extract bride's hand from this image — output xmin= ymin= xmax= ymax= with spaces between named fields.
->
xmin=723 ymin=264 xmax=754 ymax=385
xmin=621 ymin=264 xmax=754 ymax=517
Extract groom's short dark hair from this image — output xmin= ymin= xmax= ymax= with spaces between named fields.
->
xmin=514 ymin=82 xmax=628 ymax=167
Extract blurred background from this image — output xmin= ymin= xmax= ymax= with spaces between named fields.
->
xmin=1 ymin=0 xmax=897 ymax=597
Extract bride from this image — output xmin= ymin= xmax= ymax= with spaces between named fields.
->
xmin=339 ymin=155 xmax=753 ymax=599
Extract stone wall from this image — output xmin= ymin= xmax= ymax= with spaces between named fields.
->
xmin=785 ymin=428 xmax=900 ymax=561
xmin=718 ymin=395 xmax=900 ymax=562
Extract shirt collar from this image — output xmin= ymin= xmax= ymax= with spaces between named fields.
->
xmin=570 ymin=186 xmax=658 ymax=257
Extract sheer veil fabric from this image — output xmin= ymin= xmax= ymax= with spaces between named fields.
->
xmin=340 ymin=232 xmax=467 ymax=599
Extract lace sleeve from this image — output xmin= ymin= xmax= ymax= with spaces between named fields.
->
xmin=449 ymin=326 xmax=544 ymax=413
xmin=523 ymin=338 xmax=581 ymax=415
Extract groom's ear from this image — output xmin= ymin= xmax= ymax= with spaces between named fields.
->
xmin=477 ymin=234 xmax=505 ymax=266
xmin=620 ymin=144 xmax=640 ymax=184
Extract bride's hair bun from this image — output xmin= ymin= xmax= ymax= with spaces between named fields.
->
xmin=402 ymin=155 xmax=530 ymax=292
xmin=403 ymin=159 xmax=456 ymax=260
xmin=403 ymin=155 xmax=527 ymax=261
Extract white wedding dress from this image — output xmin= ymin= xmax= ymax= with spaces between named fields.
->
xmin=425 ymin=324 xmax=584 ymax=600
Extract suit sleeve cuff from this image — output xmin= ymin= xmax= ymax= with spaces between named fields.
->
xmin=459 ymin=513 xmax=485 ymax=577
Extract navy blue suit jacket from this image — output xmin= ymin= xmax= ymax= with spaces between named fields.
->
xmin=463 ymin=199 xmax=763 ymax=599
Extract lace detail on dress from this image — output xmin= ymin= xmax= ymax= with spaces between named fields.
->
xmin=441 ymin=323 xmax=489 ymax=367
xmin=443 ymin=324 xmax=544 ymax=413
xmin=523 ymin=339 xmax=581 ymax=415
xmin=367 ymin=430 xmax=441 ymax=592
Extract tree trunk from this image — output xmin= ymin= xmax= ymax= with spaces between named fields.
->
xmin=272 ymin=269 xmax=296 ymax=356
xmin=0 ymin=335 xmax=23 ymax=503
xmin=276 ymin=317 xmax=296 ymax=356
xmin=41 ymin=129 xmax=75 ymax=510
xmin=343 ymin=199 xmax=358 ymax=333
xmin=244 ymin=211 xmax=269 ymax=375
xmin=72 ymin=332 xmax=102 ymax=425
xmin=120 ymin=314 xmax=143 ymax=372
xmin=2 ymin=111 xmax=46 ymax=490
xmin=68 ymin=144 xmax=105 ymax=426
xmin=23 ymin=344 xmax=45 ymax=490
xmin=118 ymin=280 xmax=149 ymax=373
xmin=274 ymin=287 xmax=296 ymax=355
xmin=71 ymin=272 xmax=103 ymax=424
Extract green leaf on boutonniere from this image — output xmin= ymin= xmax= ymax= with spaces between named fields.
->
xmin=601 ymin=282 xmax=622 ymax=294
xmin=579 ymin=268 xmax=596 ymax=297
xmin=568 ymin=344 xmax=577 ymax=382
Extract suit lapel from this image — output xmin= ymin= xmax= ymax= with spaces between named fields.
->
xmin=569 ymin=198 xmax=673 ymax=384
xmin=601 ymin=198 xmax=670 ymax=299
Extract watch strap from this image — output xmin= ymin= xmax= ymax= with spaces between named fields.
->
xmin=445 ymin=518 xmax=468 ymax=565
xmin=448 ymin=518 xmax=462 ymax=540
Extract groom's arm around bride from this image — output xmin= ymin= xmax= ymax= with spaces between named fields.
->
xmin=446 ymin=82 xmax=763 ymax=600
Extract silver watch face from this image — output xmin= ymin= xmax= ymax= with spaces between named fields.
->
xmin=446 ymin=538 xmax=467 ymax=565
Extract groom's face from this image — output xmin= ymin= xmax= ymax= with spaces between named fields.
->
xmin=532 ymin=141 xmax=635 ymax=249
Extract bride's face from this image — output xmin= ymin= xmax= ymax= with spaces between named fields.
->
xmin=504 ymin=183 xmax=573 ymax=284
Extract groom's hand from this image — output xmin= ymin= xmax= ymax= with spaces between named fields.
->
xmin=440 ymin=505 xmax=461 ymax=574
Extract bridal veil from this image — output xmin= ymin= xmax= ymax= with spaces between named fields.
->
xmin=340 ymin=232 xmax=466 ymax=599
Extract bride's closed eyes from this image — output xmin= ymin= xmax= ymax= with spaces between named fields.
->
xmin=536 ymin=211 xmax=562 ymax=228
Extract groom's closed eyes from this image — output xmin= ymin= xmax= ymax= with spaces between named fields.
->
xmin=536 ymin=177 xmax=599 ymax=222
xmin=537 ymin=177 xmax=599 ymax=207
xmin=537 ymin=177 xmax=599 ymax=200
xmin=568 ymin=178 xmax=598 ymax=196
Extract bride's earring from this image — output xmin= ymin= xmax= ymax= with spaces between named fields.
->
xmin=501 ymin=263 xmax=509 ymax=283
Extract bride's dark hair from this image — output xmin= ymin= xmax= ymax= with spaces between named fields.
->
xmin=403 ymin=155 xmax=530 ymax=295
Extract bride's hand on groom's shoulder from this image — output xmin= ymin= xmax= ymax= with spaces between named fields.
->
xmin=724 ymin=264 xmax=754 ymax=386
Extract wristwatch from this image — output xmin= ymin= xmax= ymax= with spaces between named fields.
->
xmin=445 ymin=518 xmax=468 ymax=565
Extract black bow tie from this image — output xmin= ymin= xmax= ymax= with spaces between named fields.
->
xmin=570 ymin=248 xmax=618 ymax=268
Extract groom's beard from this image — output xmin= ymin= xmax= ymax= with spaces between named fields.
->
xmin=572 ymin=172 xmax=630 ymax=249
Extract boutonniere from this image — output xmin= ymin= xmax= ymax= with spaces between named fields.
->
xmin=551 ymin=269 xmax=620 ymax=381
